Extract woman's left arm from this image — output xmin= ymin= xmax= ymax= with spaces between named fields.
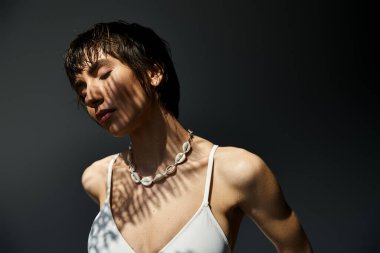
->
xmin=235 ymin=152 xmax=313 ymax=253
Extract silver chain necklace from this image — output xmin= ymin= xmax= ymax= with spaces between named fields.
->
xmin=123 ymin=129 xmax=194 ymax=187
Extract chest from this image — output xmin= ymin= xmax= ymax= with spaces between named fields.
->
xmin=107 ymin=166 xmax=233 ymax=252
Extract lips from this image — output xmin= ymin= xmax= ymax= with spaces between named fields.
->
xmin=96 ymin=109 xmax=116 ymax=125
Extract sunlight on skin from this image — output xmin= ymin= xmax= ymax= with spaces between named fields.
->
xmin=110 ymin=155 xmax=205 ymax=225
xmin=76 ymin=53 xmax=228 ymax=251
xmin=75 ymin=54 xmax=191 ymax=168
xmin=76 ymin=55 xmax=149 ymax=137
xmin=107 ymin=144 xmax=215 ymax=251
xmin=75 ymin=52 xmax=312 ymax=252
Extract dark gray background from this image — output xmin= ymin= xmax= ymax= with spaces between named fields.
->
xmin=0 ymin=0 xmax=378 ymax=252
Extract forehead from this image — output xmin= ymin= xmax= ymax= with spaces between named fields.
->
xmin=74 ymin=54 xmax=117 ymax=79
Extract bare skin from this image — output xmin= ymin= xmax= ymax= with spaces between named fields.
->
xmin=76 ymin=54 xmax=313 ymax=253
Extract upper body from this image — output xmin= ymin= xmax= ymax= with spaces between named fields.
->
xmin=83 ymin=141 xmax=311 ymax=253
xmin=64 ymin=21 xmax=313 ymax=253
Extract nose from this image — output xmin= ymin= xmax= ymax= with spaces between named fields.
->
xmin=84 ymin=80 xmax=104 ymax=108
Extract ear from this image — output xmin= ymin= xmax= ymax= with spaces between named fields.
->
xmin=148 ymin=64 xmax=164 ymax=87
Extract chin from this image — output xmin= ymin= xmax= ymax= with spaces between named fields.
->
xmin=107 ymin=124 xmax=130 ymax=138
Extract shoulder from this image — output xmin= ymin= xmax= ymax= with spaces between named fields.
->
xmin=215 ymin=146 xmax=270 ymax=186
xmin=214 ymin=146 xmax=276 ymax=201
xmin=81 ymin=154 xmax=117 ymax=205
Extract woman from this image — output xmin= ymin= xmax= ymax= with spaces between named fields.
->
xmin=64 ymin=21 xmax=312 ymax=253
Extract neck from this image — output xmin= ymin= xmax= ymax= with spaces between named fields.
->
xmin=127 ymin=102 xmax=190 ymax=175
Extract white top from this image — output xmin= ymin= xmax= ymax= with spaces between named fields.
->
xmin=88 ymin=145 xmax=231 ymax=253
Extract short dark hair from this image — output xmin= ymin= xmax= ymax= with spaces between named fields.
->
xmin=64 ymin=21 xmax=180 ymax=118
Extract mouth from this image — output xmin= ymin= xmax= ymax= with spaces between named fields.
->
xmin=96 ymin=109 xmax=116 ymax=125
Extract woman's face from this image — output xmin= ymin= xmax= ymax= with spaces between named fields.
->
xmin=74 ymin=54 xmax=153 ymax=137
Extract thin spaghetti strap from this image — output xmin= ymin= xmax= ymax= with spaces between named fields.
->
xmin=105 ymin=154 xmax=119 ymax=204
xmin=202 ymin=145 xmax=219 ymax=206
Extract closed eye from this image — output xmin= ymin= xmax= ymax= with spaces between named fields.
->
xmin=99 ymin=70 xmax=112 ymax=80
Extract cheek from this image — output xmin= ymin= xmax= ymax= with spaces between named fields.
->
xmin=106 ymin=75 xmax=150 ymax=108
xmin=104 ymin=75 xmax=130 ymax=103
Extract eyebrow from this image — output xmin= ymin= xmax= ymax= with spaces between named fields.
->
xmin=87 ymin=59 xmax=112 ymax=76
xmin=73 ymin=59 xmax=112 ymax=89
